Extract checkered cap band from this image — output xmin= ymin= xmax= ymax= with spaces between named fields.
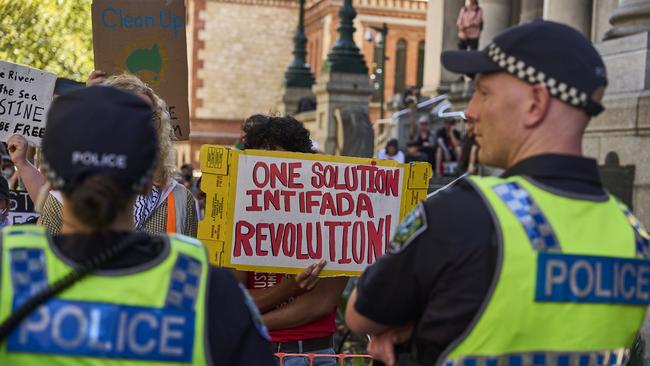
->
xmin=165 ymin=254 xmax=202 ymax=310
xmin=493 ymin=182 xmax=561 ymax=252
xmin=10 ymin=248 xmax=49 ymax=305
xmin=486 ymin=43 xmax=589 ymax=109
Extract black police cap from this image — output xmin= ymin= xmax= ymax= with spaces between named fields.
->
xmin=41 ymin=86 xmax=158 ymax=195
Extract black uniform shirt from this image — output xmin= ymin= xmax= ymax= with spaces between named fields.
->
xmin=1 ymin=231 xmax=275 ymax=366
xmin=354 ymin=154 xmax=607 ymax=364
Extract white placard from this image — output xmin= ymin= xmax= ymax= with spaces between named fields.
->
xmin=230 ymin=155 xmax=404 ymax=273
xmin=0 ymin=61 xmax=56 ymax=146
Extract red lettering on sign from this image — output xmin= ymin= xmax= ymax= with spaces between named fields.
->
xmin=256 ymin=223 xmax=269 ymax=256
xmin=338 ymin=222 xmax=352 ymax=264
xmin=253 ymin=162 xmax=269 ymax=188
xmin=306 ymin=222 xmax=322 ymax=259
xmin=234 ymin=220 xmax=254 ymax=257
xmin=245 ymin=190 xmax=263 ymax=211
xmin=352 ymin=221 xmax=366 ymax=264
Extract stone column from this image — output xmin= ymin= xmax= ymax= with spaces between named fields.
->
xmin=421 ymin=0 xmax=464 ymax=96
xmin=314 ymin=72 xmax=374 ymax=156
xmin=543 ymin=0 xmax=592 ymax=37
xmin=604 ymin=0 xmax=650 ymax=39
xmin=279 ymin=0 xmax=315 ymax=116
xmin=519 ymin=0 xmax=543 ymax=23
xmin=314 ymin=0 xmax=374 ymax=157
xmin=479 ymin=0 xmax=513 ymax=47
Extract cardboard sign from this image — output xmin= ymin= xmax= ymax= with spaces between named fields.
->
xmin=0 ymin=61 xmax=56 ymax=146
xmin=91 ymin=0 xmax=189 ymax=140
xmin=8 ymin=190 xmax=39 ymax=225
xmin=198 ymin=145 xmax=433 ymax=276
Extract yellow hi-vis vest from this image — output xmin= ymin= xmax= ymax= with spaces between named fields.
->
xmin=438 ymin=176 xmax=650 ymax=366
xmin=0 ymin=225 xmax=210 ymax=366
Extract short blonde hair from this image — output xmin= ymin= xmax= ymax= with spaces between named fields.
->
xmin=104 ymin=74 xmax=175 ymax=188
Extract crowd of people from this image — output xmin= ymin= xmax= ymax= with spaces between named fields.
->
xmin=376 ymin=115 xmax=479 ymax=177
xmin=0 ymin=17 xmax=648 ymax=366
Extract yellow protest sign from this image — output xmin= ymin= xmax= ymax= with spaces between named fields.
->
xmin=198 ymin=145 xmax=432 ymax=276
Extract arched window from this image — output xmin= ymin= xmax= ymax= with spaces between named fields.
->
xmin=416 ymin=40 xmax=425 ymax=88
xmin=372 ymin=42 xmax=383 ymax=102
xmin=394 ymin=39 xmax=407 ymax=94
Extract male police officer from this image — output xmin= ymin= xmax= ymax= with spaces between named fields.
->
xmin=345 ymin=20 xmax=650 ymax=366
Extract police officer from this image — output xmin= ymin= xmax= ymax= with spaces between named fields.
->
xmin=345 ymin=20 xmax=650 ymax=366
xmin=0 ymin=87 xmax=274 ymax=365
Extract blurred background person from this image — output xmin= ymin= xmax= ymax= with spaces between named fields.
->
xmin=457 ymin=0 xmax=483 ymax=51
xmin=377 ymin=139 xmax=405 ymax=163
xmin=435 ymin=119 xmax=462 ymax=176
xmin=405 ymin=140 xmax=429 ymax=164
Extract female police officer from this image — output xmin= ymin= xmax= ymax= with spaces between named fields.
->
xmin=0 ymin=86 xmax=274 ymax=365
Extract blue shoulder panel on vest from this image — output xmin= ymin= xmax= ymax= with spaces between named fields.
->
xmin=7 ymin=299 xmax=195 ymax=362
xmin=493 ymin=182 xmax=561 ymax=252
xmin=165 ymin=254 xmax=202 ymax=310
xmin=536 ymin=252 xmax=650 ymax=305
xmin=10 ymin=248 xmax=48 ymax=306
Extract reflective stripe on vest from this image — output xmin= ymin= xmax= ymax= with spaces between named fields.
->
xmin=438 ymin=176 xmax=648 ymax=366
xmin=442 ymin=348 xmax=628 ymax=366
xmin=0 ymin=225 xmax=210 ymax=366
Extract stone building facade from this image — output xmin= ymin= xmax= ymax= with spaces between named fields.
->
xmin=182 ymin=0 xmax=298 ymax=164
xmin=304 ymin=0 xmax=427 ymax=122
xmin=421 ymin=0 xmax=650 ymax=226
xmin=183 ymin=0 xmax=426 ymax=164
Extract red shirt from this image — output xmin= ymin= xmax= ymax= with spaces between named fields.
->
xmin=247 ymin=272 xmax=337 ymax=342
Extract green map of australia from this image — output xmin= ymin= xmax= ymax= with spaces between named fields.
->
xmin=125 ymin=44 xmax=162 ymax=80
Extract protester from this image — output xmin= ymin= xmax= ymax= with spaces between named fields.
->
xmin=377 ymin=139 xmax=405 ymax=163
xmin=195 ymin=176 xmax=207 ymax=220
xmin=0 ymin=153 xmax=18 ymax=190
xmin=414 ymin=115 xmax=435 ymax=164
xmin=404 ymin=140 xmax=429 ymax=164
xmin=346 ymin=20 xmax=649 ymax=366
xmin=457 ymin=0 xmax=483 ymax=51
xmin=8 ymin=72 xmax=198 ymax=236
xmin=235 ymin=114 xmax=349 ymax=366
xmin=0 ymin=86 xmax=274 ymax=365
xmin=457 ymin=118 xmax=480 ymax=174
xmin=0 ymin=177 xmax=10 ymax=227
xmin=434 ymin=119 xmax=462 ymax=176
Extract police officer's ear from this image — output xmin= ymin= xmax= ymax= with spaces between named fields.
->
xmin=524 ymin=82 xmax=551 ymax=128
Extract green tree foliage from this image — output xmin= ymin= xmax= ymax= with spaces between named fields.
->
xmin=0 ymin=0 xmax=93 ymax=81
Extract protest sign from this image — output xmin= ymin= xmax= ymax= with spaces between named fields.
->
xmin=0 ymin=61 xmax=56 ymax=146
xmin=8 ymin=190 xmax=39 ymax=225
xmin=198 ymin=145 xmax=432 ymax=276
xmin=91 ymin=0 xmax=189 ymax=140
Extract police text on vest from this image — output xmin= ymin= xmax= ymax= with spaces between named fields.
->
xmin=535 ymin=253 xmax=650 ymax=305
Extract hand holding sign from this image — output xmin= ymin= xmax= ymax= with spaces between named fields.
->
xmin=7 ymin=134 xmax=28 ymax=167
xmin=86 ymin=70 xmax=108 ymax=86
xmin=291 ymin=260 xmax=327 ymax=291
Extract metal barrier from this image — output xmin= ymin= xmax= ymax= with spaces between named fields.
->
xmin=275 ymin=352 xmax=374 ymax=365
